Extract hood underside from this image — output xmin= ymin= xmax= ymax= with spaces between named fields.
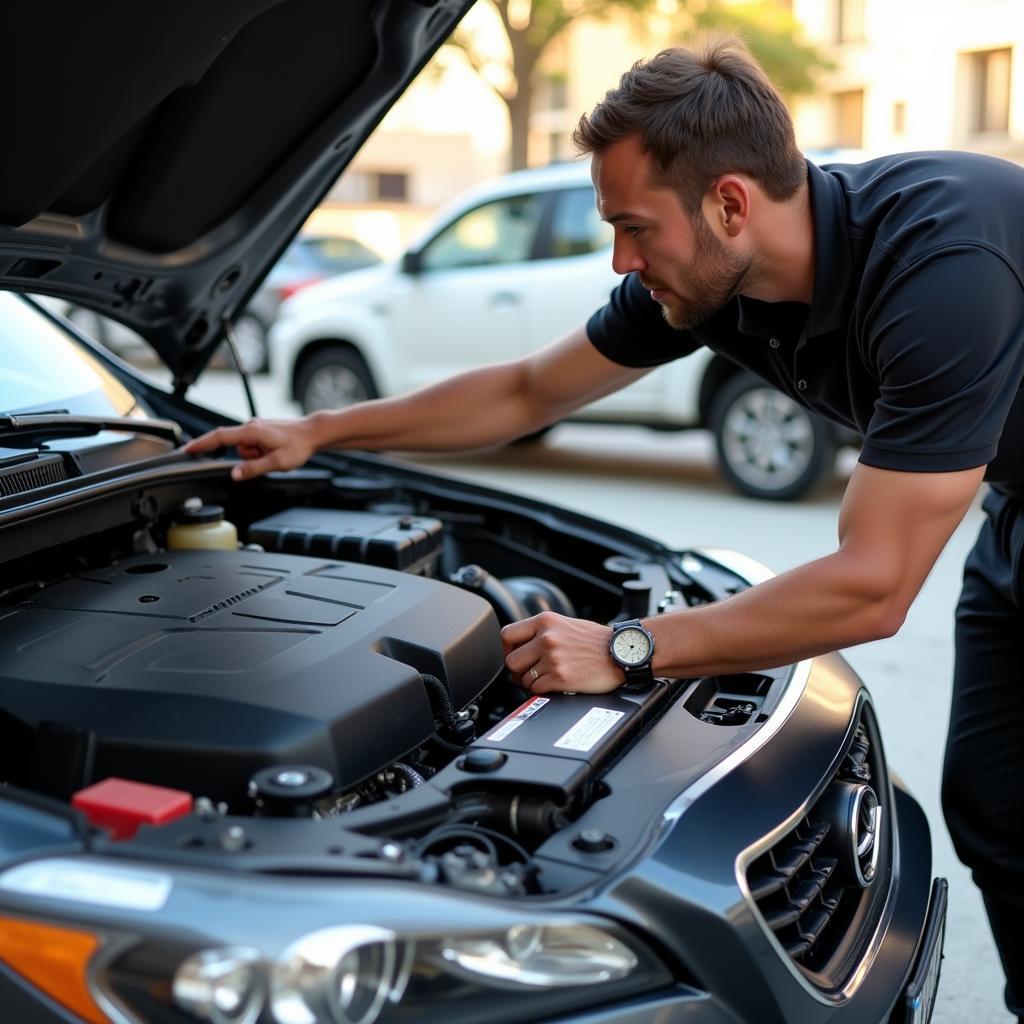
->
xmin=2 ymin=0 xmax=473 ymax=387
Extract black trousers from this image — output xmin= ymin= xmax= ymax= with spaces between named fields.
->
xmin=942 ymin=487 xmax=1024 ymax=1018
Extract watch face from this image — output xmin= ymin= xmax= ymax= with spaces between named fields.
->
xmin=612 ymin=627 xmax=651 ymax=666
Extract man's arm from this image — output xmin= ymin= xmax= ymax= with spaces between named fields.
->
xmin=185 ymin=325 xmax=647 ymax=480
xmin=502 ymin=463 xmax=984 ymax=692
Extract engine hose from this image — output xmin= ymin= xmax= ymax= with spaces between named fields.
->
xmin=449 ymin=564 xmax=527 ymax=626
xmin=503 ymin=576 xmax=576 ymax=617
xmin=427 ymin=733 xmax=465 ymax=756
xmin=421 ymin=673 xmax=457 ymax=727
xmin=391 ymin=762 xmax=427 ymax=788
xmin=451 ymin=794 xmax=568 ymax=840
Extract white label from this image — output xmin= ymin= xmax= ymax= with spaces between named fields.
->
xmin=0 ymin=858 xmax=173 ymax=911
xmin=487 ymin=697 xmax=549 ymax=742
xmin=554 ymin=707 xmax=625 ymax=752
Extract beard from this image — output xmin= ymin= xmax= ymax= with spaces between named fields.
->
xmin=647 ymin=213 xmax=752 ymax=331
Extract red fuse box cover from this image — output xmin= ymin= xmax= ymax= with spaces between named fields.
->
xmin=72 ymin=778 xmax=193 ymax=840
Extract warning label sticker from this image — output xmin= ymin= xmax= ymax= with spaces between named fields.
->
xmin=487 ymin=696 xmax=550 ymax=742
xmin=554 ymin=707 xmax=625 ymax=752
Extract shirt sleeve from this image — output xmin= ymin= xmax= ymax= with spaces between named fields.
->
xmin=859 ymin=245 xmax=1024 ymax=473
xmin=586 ymin=272 xmax=703 ymax=368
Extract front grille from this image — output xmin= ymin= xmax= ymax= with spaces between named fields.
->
xmin=745 ymin=707 xmax=887 ymax=977
xmin=747 ymin=817 xmax=842 ymax=959
xmin=0 ymin=455 xmax=67 ymax=497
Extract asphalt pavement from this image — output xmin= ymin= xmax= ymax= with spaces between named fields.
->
xmin=182 ymin=367 xmax=1011 ymax=1024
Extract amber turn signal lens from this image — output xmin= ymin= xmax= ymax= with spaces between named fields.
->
xmin=0 ymin=917 xmax=109 ymax=1024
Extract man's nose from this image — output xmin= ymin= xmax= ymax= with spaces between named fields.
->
xmin=611 ymin=236 xmax=646 ymax=276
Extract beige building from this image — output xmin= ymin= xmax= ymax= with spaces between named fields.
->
xmin=791 ymin=0 xmax=1024 ymax=162
xmin=530 ymin=0 xmax=1024 ymax=165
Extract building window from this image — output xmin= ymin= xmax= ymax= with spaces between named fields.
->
xmin=330 ymin=171 xmax=410 ymax=203
xmin=836 ymin=0 xmax=865 ymax=43
xmin=967 ymin=48 xmax=1013 ymax=134
xmin=545 ymin=74 xmax=568 ymax=111
xmin=892 ymin=101 xmax=906 ymax=135
xmin=833 ymin=89 xmax=865 ymax=148
xmin=376 ymin=172 xmax=408 ymax=201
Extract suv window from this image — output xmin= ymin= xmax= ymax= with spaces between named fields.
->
xmin=420 ymin=194 xmax=544 ymax=271
xmin=549 ymin=187 xmax=612 ymax=258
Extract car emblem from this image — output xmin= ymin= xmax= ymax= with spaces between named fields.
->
xmin=850 ymin=785 xmax=881 ymax=887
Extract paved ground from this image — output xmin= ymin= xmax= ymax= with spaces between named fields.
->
xmin=183 ymin=368 xmax=1012 ymax=1024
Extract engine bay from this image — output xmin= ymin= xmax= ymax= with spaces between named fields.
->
xmin=0 ymin=463 xmax=793 ymax=897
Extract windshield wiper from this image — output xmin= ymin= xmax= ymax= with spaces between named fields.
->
xmin=0 ymin=414 xmax=182 ymax=447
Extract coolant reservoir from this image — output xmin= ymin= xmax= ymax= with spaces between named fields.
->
xmin=167 ymin=499 xmax=237 ymax=551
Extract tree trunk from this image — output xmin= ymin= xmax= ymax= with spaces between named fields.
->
xmin=506 ymin=84 xmax=533 ymax=171
xmin=503 ymin=11 xmax=540 ymax=172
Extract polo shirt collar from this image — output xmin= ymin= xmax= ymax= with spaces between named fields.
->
xmin=805 ymin=159 xmax=854 ymax=338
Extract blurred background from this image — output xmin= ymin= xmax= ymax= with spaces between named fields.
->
xmin=309 ymin=0 xmax=1023 ymax=257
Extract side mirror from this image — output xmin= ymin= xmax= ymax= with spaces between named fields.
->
xmin=401 ymin=250 xmax=423 ymax=275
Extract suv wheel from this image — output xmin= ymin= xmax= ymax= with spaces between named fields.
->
xmin=710 ymin=372 xmax=836 ymax=501
xmin=296 ymin=345 xmax=378 ymax=414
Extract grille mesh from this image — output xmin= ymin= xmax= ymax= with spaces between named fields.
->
xmin=746 ymin=715 xmax=882 ymax=970
xmin=0 ymin=456 xmax=67 ymax=497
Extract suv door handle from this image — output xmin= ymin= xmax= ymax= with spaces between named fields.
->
xmin=488 ymin=291 xmax=521 ymax=306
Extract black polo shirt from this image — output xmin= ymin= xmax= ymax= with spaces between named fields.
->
xmin=587 ymin=152 xmax=1024 ymax=495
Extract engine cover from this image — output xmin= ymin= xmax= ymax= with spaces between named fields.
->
xmin=0 ymin=550 xmax=503 ymax=802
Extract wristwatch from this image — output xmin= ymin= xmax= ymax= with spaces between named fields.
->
xmin=608 ymin=618 xmax=656 ymax=686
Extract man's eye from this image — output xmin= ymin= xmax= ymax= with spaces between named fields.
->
xmin=624 ymin=225 xmax=643 ymax=237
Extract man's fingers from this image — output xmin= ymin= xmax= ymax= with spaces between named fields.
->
xmin=231 ymin=452 xmax=283 ymax=481
xmin=504 ymin=640 xmax=542 ymax=679
xmin=185 ymin=426 xmax=245 ymax=453
xmin=500 ymin=616 xmax=538 ymax=654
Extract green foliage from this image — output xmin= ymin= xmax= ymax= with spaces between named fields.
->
xmin=691 ymin=2 xmax=834 ymax=96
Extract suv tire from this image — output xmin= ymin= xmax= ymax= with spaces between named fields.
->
xmin=296 ymin=345 xmax=378 ymax=414
xmin=710 ymin=372 xmax=836 ymax=501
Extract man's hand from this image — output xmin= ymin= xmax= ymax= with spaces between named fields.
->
xmin=501 ymin=612 xmax=623 ymax=694
xmin=184 ymin=417 xmax=321 ymax=481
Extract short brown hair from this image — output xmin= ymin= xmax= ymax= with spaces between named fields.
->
xmin=573 ymin=35 xmax=806 ymax=210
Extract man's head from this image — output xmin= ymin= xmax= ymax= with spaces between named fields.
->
xmin=574 ymin=36 xmax=807 ymax=329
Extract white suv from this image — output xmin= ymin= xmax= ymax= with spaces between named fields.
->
xmin=269 ymin=162 xmax=855 ymax=500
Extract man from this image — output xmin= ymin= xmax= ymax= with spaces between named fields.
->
xmin=187 ymin=37 xmax=1024 ymax=1014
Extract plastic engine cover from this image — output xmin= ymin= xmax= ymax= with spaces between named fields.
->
xmin=0 ymin=550 xmax=503 ymax=802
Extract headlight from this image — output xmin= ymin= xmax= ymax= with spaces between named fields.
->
xmin=439 ymin=923 xmax=638 ymax=987
xmin=173 ymin=947 xmax=263 ymax=1024
xmin=0 ymin=863 xmax=672 ymax=1024
xmin=270 ymin=926 xmax=410 ymax=1024
xmin=113 ymin=917 xmax=668 ymax=1024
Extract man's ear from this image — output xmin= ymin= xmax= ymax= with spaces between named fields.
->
xmin=706 ymin=175 xmax=750 ymax=237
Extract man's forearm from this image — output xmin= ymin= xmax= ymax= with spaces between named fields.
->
xmin=307 ymin=362 xmax=546 ymax=454
xmin=646 ymin=550 xmax=906 ymax=679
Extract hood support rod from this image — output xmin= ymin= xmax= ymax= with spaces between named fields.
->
xmin=221 ymin=315 xmax=258 ymax=419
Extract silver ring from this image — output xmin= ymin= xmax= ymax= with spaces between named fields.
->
xmin=530 ymin=666 xmax=539 ymax=682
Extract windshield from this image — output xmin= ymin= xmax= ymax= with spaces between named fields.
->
xmin=0 ymin=295 xmax=138 ymax=416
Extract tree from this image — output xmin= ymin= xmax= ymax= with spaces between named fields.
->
xmin=448 ymin=0 xmax=832 ymax=171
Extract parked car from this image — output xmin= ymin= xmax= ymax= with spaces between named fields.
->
xmin=50 ymin=234 xmax=380 ymax=375
xmin=0 ymin=4 xmax=943 ymax=1024
xmin=270 ymin=162 xmax=858 ymax=501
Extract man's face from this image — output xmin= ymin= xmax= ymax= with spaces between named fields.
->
xmin=592 ymin=135 xmax=752 ymax=330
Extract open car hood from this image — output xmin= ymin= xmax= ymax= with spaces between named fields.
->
xmin=0 ymin=0 xmax=473 ymax=390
